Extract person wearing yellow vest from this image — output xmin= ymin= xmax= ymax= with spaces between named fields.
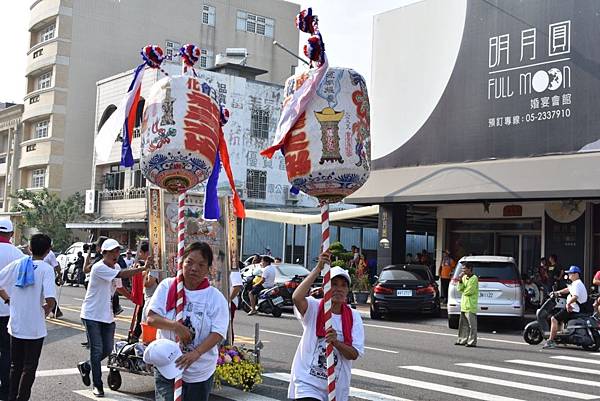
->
xmin=455 ymin=263 xmax=479 ymax=347
xmin=439 ymin=249 xmax=456 ymax=302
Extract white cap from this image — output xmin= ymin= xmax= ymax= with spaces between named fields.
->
xmin=0 ymin=219 xmax=13 ymax=233
xmin=100 ymin=238 xmax=121 ymax=252
xmin=331 ymin=266 xmax=351 ymax=285
xmin=143 ymin=339 xmax=183 ymax=379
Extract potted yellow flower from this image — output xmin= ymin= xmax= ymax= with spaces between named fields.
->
xmin=214 ymin=345 xmax=263 ymax=392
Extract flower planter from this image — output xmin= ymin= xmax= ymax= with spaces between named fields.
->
xmin=353 ymin=291 xmax=369 ymax=304
xmin=214 ymin=345 xmax=262 ymax=392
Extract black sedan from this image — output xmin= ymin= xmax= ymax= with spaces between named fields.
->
xmin=370 ymin=264 xmax=441 ymax=320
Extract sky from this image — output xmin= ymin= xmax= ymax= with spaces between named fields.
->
xmin=0 ymin=0 xmax=416 ymax=103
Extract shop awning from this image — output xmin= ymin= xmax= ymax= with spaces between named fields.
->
xmin=245 ymin=205 xmax=379 ymax=227
xmin=66 ymin=218 xmax=147 ymax=230
xmin=346 ymin=152 xmax=600 ymax=204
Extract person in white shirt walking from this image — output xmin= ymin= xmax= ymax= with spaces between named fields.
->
xmin=288 ymin=252 xmax=365 ymax=401
xmin=0 ymin=233 xmax=56 ymax=401
xmin=77 ymin=239 xmax=147 ymax=397
xmin=0 ymin=220 xmax=24 ymax=399
xmin=43 ymin=248 xmax=63 ymax=319
xmin=248 ymin=256 xmax=276 ymax=315
xmin=229 ymin=261 xmax=244 ymax=342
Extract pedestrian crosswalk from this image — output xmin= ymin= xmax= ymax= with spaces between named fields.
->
xmin=55 ymin=351 xmax=600 ymax=401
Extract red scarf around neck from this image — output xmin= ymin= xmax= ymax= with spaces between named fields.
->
xmin=315 ymin=298 xmax=353 ymax=346
xmin=0 ymin=237 xmax=11 ymax=244
xmin=166 ymin=277 xmax=209 ymax=312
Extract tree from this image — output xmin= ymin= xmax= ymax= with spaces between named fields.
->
xmin=11 ymin=189 xmax=86 ymax=251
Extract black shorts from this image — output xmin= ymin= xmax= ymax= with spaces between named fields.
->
xmin=554 ymin=309 xmax=576 ymax=323
xmin=251 ymin=284 xmax=265 ymax=296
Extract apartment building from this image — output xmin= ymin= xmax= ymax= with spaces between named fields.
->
xmin=23 ymin=0 xmax=300 ymax=201
xmin=0 ymin=104 xmax=24 ymax=216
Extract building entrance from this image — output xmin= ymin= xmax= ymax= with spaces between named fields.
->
xmin=447 ymin=219 xmax=541 ymax=276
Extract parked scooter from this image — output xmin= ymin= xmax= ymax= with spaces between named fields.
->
xmin=523 ymin=290 xmax=600 ymax=351
xmin=239 ymin=275 xmax=284 ymax=318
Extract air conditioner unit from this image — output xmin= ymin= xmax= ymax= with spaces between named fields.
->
xmin=225 ymin=48 xmax=248 ymax=57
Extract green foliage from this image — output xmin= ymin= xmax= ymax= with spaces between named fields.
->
xmin=11 ymin=189 xmax=86 ymax=251
xmin=351 ymin=274 xmax=371 ymax=292
xmin=329 ymin=241 xmax=345 ymax=254
xmin=331 ymin=259 xmax=347 ymax=268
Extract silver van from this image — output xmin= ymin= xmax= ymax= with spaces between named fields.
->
xmin=447 ymin=256 xmax=524 ymax=329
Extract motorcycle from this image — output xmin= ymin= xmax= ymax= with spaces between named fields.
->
xmin=523 ymin=290 xmax=600 ymax=351
xmin=239 ymin=275 xmax=284 ymax=318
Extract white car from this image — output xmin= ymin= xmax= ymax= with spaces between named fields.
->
xmin=447 ymin=255 xmax=524 ymax=329
xmin=56 ymin=242 xmax=86 ymax=273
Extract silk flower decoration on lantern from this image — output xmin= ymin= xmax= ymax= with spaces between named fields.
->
xmin=95 ymin=45 xmax=165 ymax=167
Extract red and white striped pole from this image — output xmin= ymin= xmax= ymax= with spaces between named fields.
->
xmin=174 ymin=191 xmax=186 ymax=401
xmin=320 ymin=200 xmax=336 ymax=401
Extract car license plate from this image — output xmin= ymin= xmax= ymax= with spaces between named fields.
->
xmin=397 ymin=290 xmax=412 ymax=297
xmin=479 ymin=291 xmax=494 ymax=298
xmin=272 ymin=296 xmax=284 ymax=305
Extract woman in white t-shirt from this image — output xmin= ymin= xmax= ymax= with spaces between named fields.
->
xmin=288 ymin=252 xmax=365 ymax=401
xmin=147 ymin=242 xmax=229 ymax=401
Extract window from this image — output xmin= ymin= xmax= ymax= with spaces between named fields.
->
xmin=251 ymin=108 xmax=270 ymax=139
xmin=165 ymin=40 xmax=181 ymax=61
xmin=37 ymin=71 xmax=52 ymax=90
xmin=202 ymin=5 xmax=215 ymax=26
xmin=133 ymin=168 xmax=147 ymax=188
xmin=236 ymin=11 xmax=274 ymax=37
xmin=39 ymin=24 xmax=55 ymax=43
xmin=246 ymin=169 xmax=267 ymax=199
xmin=105 ymin=166 xmax=125 ymax=191
xmin=31 ymin=168 xmax=45 ymax=188
xmin=199 ymin=49 xmax=213 ymax=68
xmin=34 ymin=120 xmax=49 ymax=139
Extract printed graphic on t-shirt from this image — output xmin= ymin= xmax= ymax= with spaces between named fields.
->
xmin=309 ymin=338 xmax=338 ymax=380
xmin=182 ymin=301 xmax=208 ymax=352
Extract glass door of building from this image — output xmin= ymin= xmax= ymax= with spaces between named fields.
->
xmin=497 ymin=235 xmax=519 ymax=262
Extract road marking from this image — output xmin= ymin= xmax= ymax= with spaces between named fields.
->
xmin=73 ymin=389 xmax=151 ymax=401
xmin=457 ymin=362 xmax=600 ymax=388
xmin=506 ymin=359 xmax=600 ymax=376
xmin=260 ymin=329 xmax=397 ymax=353
xmin=60 ymin=305 xmax=133 ymax=322
xmin=401 ymin=365 xmax=598 ymax=400
xmin=364 ymin=346 xmax=398 ymax=354
xmin=551 ymin=355 xmax=600 ymax=365
xmin=37 ymin=367 xmax=109 ymax=377
xmin=47 ymin=318 xmax=127 ymax=340
xmin=363 ymin=323 xmax=525 ymax=345
xmin=264 ymin=372 xmax=414 ymax=401
xmin=260 ymin=329 xmax=300 ymax=338
xmin=351 ymin=368 xmax=525 ymax=401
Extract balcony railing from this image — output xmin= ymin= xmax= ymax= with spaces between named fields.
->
xmin=99 ymin=187 xmax=147 ymax=201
